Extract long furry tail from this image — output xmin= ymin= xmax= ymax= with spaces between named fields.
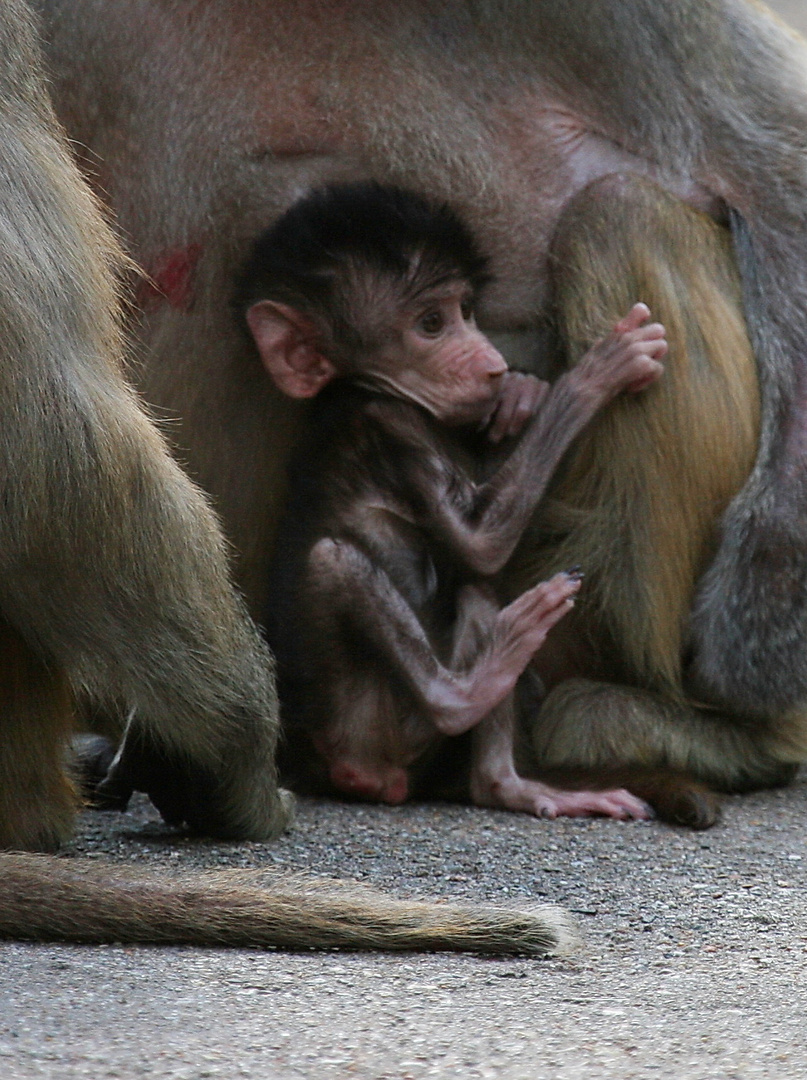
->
xmin=0 ymin=853 xmax=578 ymax=956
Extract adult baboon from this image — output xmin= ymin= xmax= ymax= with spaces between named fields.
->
xmin=0 ymin=0 xmax=289 ymax=853
xmin=0 ymin=0 xmax=579 ymax=955
xmin=33 ymin=0 xmax=807 ymax=810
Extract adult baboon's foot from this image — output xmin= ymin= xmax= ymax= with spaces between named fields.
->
xmin=95 ymin=723 xmax=291 ymax=840
xmin=71 ymin=734 xmax=131 ymax=810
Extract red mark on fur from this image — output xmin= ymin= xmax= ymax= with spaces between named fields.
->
xmin=137 ymin=243 xmax=203 ymax=311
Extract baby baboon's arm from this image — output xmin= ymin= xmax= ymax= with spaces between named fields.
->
xmin=375 ymin=304 xmax=666 ymax=576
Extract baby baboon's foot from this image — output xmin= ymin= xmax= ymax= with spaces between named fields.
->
xmin=473 ymin=775 xmax=652 ymax=820
xmin=537 ymin=785 xmax=653 ymax=820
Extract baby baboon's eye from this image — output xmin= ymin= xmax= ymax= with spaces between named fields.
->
xmin=419 ymin=310 xmax=445 ymax=336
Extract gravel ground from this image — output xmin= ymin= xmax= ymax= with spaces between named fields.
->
xmin=1 ymin=777 xmax=806 ymax=1080
xmin=3 ymin=3 xmax=807 ymax=1078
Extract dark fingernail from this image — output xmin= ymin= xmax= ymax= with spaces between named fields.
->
xmin=564 ymin=564 xmax=584 ymax=580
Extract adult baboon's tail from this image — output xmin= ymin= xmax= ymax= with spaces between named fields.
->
xmin=0 ymin=854 xmax=577 ymax=956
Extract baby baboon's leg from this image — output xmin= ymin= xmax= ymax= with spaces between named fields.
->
xmin=0 ymin=621 xmax=76 ymax=851
xmin=303 ymin=538 xmax=577 ymax=747
xmin=301 ymin=538 xmax=443 ymax=803
xmin=452 ymin=587 xmax=650 ymax=820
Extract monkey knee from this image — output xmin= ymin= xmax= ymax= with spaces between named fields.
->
xmin=307 ymin=537 xmax=340 ymax=570
xmin=530 ymin=679 xmax=635 ymax=767
xmin=307 ymin=537 xmax=365 ymax=584
xmin=455 ymin=584 xmax=499 ymax=631
xmin=571 ymin=173 xmax=682 ymax=221
xmin=531 ymin=678 xmax=792 ymax=794
xmin=578 ymin=172 xmax=651 ymax=208
xmin=456 ymin=583 xmax=498 ymax=610
xmin=448 ymin=585 xmax=501 ymax=668
xmin=530 ymin=678 xmax=710 ymax=773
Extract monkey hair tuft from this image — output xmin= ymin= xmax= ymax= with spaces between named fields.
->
xmin=234 ymin=181 xmax=491 ymax=341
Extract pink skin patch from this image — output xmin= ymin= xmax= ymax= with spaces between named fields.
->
xmin=329 ymin=761 xmax=409 ymax=805
xmin=137 ymin=243 xmax=203 ymax=311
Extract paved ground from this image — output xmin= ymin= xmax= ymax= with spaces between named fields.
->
xmin=1 ymin=777 xmax=806 ymax=1080
xmin=2 ymin=3 xmax=807 ymax=1078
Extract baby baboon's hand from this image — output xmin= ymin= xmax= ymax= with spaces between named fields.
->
xmin=575 ymin=302 xmax=667 ymax=402
xmin=486 ymin=371 xmax=550 ymax=443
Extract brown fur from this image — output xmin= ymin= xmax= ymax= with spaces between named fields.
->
xmin=514 ymin=177 xmax=760 ymax=701
xmin=533 ymin=679 xmax=797 ymax=796
xmin=509 ymin=176 xmax=799 ymax=814
xmin=0 ymin=853 xmax=577 ymax=956
xmin=0 ymin=622 xmax=76 ymax=851
xmin=33 ymin=0 xmax=807 ymax=810
xmin=0 ymin=0 xmax=289 ymax=851
xmin=0 ymin=1 xmax=582 ymax=956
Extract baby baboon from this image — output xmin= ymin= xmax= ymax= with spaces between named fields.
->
xmin=238 ymin=182 xmax=668 ymax=820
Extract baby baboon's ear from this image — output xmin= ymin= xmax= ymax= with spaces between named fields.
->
xmin=247 ymin=300 xmax=336 ymax=398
